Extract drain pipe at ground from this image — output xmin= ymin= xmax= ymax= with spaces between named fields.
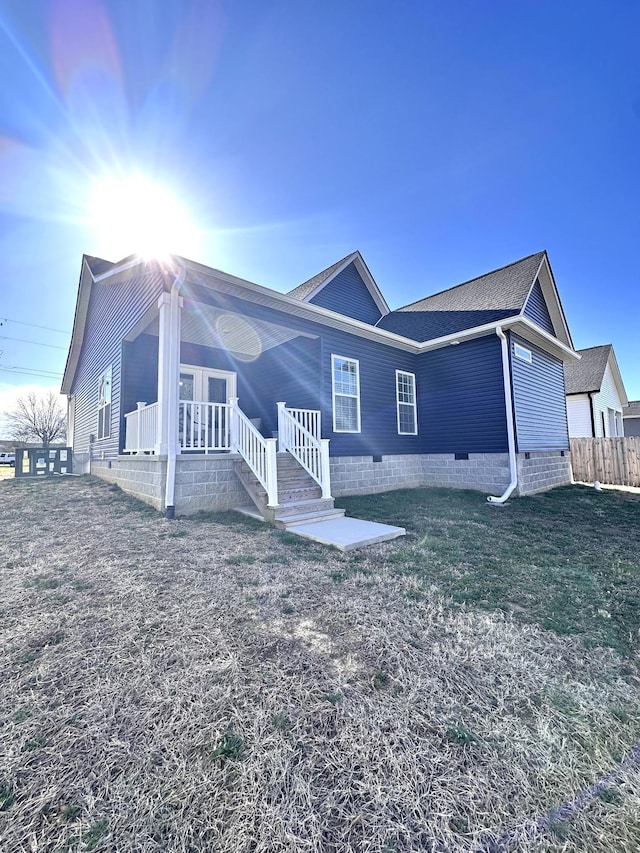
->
xmin=487 ymin=326 xmax=518 ymax=505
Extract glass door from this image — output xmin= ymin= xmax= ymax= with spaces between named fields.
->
xmin=179 ymin=366 xmax=236 ymax=451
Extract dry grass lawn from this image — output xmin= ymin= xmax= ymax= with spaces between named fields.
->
xmin=1 ymin=476 xmax=639 ymax=852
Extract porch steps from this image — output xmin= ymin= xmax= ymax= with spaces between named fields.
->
xmin=233 ymin=454 xmax=346 ymax=527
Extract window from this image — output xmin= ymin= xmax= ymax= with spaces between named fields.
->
xmin=97 ymin=366 xmax=112 ymax=440
xmin=332 ymin=355 xmax=360 ymax=432
xmin=396 ymin=370 xmax=417 ymax=435
xmin=514 ymin=343 xmax=532 ymax=363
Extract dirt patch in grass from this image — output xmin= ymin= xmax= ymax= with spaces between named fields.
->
xmin=0 ymin=476 xmax=639 ymax=852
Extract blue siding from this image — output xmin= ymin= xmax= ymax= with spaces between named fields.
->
xmin=309 ymin=262 xmax=383 ymax=325
xmin=523 ymin=278 xmax=554 ymax=334
xmin=510 ymin=333 xmax=569 ymax=451
xmin=70 ymin=272 xmax=166 ymax=456
xmin=184 ymin=286 xmax=420 ymax=456
xmin=417 ymin=336 xmax=508 ymax=453
xmin=121 ymin=335 xmax=159 ymax=450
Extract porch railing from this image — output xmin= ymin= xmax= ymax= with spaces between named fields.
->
xmin=178 ymin=401 xmax=231 ymax=452
xmin=230 ymin=398 xmax=278 ymax=506
xmin=124 ymin=402 xmax=159 ymax=453
xmin=277 ymin=403 xmax=331 ymax=499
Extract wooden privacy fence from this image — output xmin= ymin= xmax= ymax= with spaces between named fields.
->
xmin=570 ymin=437 xmax=640 ymax=487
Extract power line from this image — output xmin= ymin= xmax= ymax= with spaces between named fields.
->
xmin=0 ymin=366 xmax=64 ymax=380
xmin=0 ymin=318 xmax=71 ymax=335
xmin=0 ymin=335 xmax=68 ymax=350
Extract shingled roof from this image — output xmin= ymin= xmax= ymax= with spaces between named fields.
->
xmin=624 ymin=400 xmax=640 ymax=418
xmin=376 ymin=251 xmax=546 ymax=341
xmin=288 ymin=253 xmax=355 ymax=301
xmin=564 ymin=345 xmax=612 ymax=395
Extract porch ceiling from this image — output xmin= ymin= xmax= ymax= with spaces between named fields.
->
xmin=143 ymin=301 xmax=316 ymax=359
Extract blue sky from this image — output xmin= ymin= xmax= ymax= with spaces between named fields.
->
xmin=0 ymin=0 xmax=639 ymax=410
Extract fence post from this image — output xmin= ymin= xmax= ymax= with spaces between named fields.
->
xmin=265 ymin=438 xmax=279 ymax=506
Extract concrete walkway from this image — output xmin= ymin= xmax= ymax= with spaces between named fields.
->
xmin=285 ymin=515 xmax=405 ymax=551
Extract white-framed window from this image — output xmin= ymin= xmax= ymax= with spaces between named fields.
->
xmin=396 ymin=370 xmax=417 ymax=435
xmin=97 ymin=366 xmax=112 ymax=440
xmin=331 ymin=355 xmax=361 ymax=433
xmin=514 ymin=343 xmax=532 ymax=363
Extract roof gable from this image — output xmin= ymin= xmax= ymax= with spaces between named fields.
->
xmin=288 ymin=251 xmax=389 ymax=320
xmin=376 ymin=251 xmax=573 ymax=348
xmin=564 ymin=344 xmax=627 ymax=404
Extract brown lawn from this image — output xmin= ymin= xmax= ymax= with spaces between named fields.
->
xmin=0 ymin=476 xmax=639 ymax=852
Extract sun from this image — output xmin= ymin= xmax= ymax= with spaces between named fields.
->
xmin=88 ymin=174 xmax=202 ymax=261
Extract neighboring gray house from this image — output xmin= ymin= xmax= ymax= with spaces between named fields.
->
xmin=623 ymin=400 xmax=640 ymax=437
xmin=62 ymin=249 xmax=579 ymax=519
xmin=565 ymin=345 xmax=628 ymax=437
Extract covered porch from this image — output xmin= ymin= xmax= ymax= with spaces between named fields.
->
xmin=119 ymin=288 xmax=331 ymax=510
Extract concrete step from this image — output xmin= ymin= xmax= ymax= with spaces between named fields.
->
xmin=273 ymin=497 xmax=337 ymax=519
xmin=274 ymin=508 xmax=346 ymax=529
xmin=284 ymin=517 xmax=406 ymax=551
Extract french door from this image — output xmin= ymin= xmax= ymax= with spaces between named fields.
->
xmin=178 ymin=365 xmax=236 ymax=451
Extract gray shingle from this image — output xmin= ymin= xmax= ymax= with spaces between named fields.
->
xmin=564 ymin=345 xmax=612 ymax=394
xmin=288 ymin=253 xmax=355 ymax=300
xmin=376 ymin=251 xmax=546 ymax=342
xmin=623 ymin=400 xmax=640 ymax=417
xmin=394 ymin=251 xmax=546 ymax=313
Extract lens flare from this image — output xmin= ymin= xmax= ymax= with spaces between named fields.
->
xmin=89 ymin=173 xmax=201 ymax=261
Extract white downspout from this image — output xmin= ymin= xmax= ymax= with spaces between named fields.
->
xmin=487 ymin=326 xmax=518 ymax=504
xmin=164 ymin=278 xmax=181 ymax=519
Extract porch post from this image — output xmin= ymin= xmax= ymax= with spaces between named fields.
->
xmin=136 ymin=402 xmax=146 ymax=455
xmin=276 ymin=402 xmax=287 ymax=452
xmin=156 ymin=292 xmax=182 ymax=455
xmin=229 ymin=397 xmax=239 ymax=452
xmin=320 ymin=438 xmax=332 ymax=499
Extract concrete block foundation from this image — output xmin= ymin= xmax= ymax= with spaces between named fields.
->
xmin=89 ymin=449 xmax=573 ymax=515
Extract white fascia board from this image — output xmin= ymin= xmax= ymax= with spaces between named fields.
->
xmin=61 ymin=257 xmax=95 ymax=395
xmin=607 ymin=350 xmax=629 ymax=407
xmin=178 ymin=258 xmax=420 ymax=352
xmin=536 ymin=255 xmax=574 ymax=349
xmin=414 ymin=314 xmax=580 ymax=362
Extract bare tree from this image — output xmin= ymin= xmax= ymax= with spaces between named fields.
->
xmin=5 ymin=391 xmax=67 ymax=446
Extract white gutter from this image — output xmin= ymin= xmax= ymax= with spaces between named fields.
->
xmin=488 ymin=326 xmax=518 ymax=504
xmin=164 ymin=278 xmax=181 ymax=519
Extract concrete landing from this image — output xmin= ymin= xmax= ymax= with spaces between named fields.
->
xmin=285 ymin=516 xmax=406 ymax=551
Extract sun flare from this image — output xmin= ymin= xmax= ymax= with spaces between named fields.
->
xmin=88 ymin=174 xmax=201 ymax=261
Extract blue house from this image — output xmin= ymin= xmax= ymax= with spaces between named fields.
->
xmin=62 ymin=249 xmax=578 ymax=521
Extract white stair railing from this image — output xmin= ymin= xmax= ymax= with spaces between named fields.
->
xmin=277 ymin=402 xmax=332 ymax=499
xmin=229 ymin=398 xmax=278 ymax=507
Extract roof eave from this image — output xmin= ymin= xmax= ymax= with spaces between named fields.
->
xmin=415 ymin=314 xmax=580 ymax=361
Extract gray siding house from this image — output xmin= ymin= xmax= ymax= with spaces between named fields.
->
xmin=62 ymin=249 xmax=578 ymax=518
xmin=565 ymin=345 xmax=628 ymax=437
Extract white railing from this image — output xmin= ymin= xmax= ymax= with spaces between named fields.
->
xmin=230 ymin=398 xmax=278 ymax=506
xmin=178 ymin=401 xmax=231 ymax=452
xmin=277 ymin=402 xmax=331 ymax=499
xmin=124 ymin=402 xmax=159 ymax=453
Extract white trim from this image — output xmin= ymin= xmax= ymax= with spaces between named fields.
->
xmin=513 ymin=343 xmax=532 ymax=363
xmin=395 ymin=370 xmax=417 ymax=435
xmin=63 ymin=252 xmax=581 ymax=396
xmin=301 ymin=251 xmax=390 ymax=317
xmin=96 ymin=365 xmax=112 ymax=440
xmin=331 ymin=354 xmax=361 ymax=433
